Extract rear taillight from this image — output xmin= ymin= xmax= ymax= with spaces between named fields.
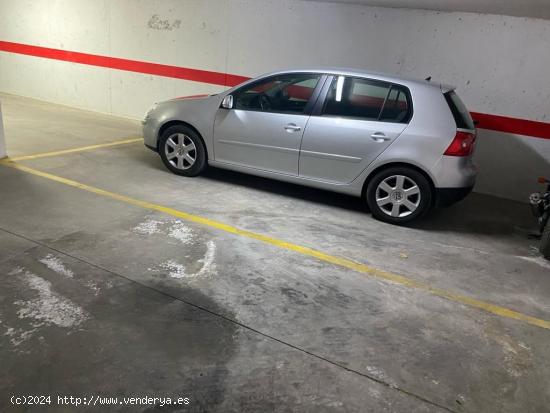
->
xmin=444 ymin=131 xmax=476 ymax=157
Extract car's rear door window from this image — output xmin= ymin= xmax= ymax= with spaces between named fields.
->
xmin=234 ymin=74 xmax=321 ymax=114
xmin=323 ymin=76 xmax=389 ymax=120
xmin=444 ymin=91 xmax=475 ymax=130
xmin=322 ymin=76 xmax=411 ymax=123
xmin=379 ymin=85 xmax=411 ymax=123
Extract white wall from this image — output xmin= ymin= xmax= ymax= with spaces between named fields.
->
xmin=0 ymin=101 xmax=6 ymax=158
xmin=0 ymin=0 xmax=549 ymax=200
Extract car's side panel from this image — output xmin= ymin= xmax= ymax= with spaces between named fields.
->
xmin=213 ymin=110 xmax=307 ymax=175
xmin=208 ymin=159 xmax=361 ymax=196
xmin=142 ymin=95 xmax=224 ymax=158
xmin=299 ymin=117 xmax=406 ymax=183
xmin=349 ymin=83 xmax=459 ymax=189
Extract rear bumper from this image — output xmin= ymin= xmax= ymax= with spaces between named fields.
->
xmin=435 ymin=186 xmax=473 ymax=207
xmin=431 ymin=155 xmax=477 ymax=188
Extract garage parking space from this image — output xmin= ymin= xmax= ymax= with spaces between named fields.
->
xmin=2 ymin=1 xmax=550 ymax=412
xmin=1 ymin=93 xmax=550 ymax=412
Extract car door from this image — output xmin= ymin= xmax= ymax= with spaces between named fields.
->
xmin=213 ymin=73 xmax=323 ymax=175
xmin=299 ymin=75 xmax=411 ymax=184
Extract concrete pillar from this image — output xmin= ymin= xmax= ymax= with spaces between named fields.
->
xmin=0 ymin=101 xmax=6 ymax=159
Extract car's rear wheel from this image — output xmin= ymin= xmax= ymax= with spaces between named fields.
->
xmin=159 ymin=125 xmax=207 ymax=177
xmin=366 ymin=166 xmax=432 ymax=225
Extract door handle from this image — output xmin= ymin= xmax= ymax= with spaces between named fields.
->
xmin=371 ymin=132 xmax=390 ymax=142
xmin=284 ymin=123 xmax=301 ymax=133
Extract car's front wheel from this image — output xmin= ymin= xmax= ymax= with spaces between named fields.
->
xmin=366 ymin=166 xmax=432 ymax=225
xmin=159 ymin=125 xmax=207 ymax=177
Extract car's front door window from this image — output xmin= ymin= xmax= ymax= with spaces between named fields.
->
xmin=234 ymin=74 xmax=321 ymax=115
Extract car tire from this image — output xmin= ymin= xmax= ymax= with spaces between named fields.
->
xmin=366 ymin=166 xmax=432 ymax=225
xmin=159 ymin=125 xmax=207 ymax=177
xmin=540 ymin=222 xmax=550 ymax=260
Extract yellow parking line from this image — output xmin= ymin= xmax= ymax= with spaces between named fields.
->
xmin=5 ymin=137 xmax=142 ymax=161
xmin=2 ymin=159 xmax=550 ymax=331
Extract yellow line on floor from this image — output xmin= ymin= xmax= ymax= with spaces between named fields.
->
xmin=2 ymin=159 xmax=550 ymax=331
xmin=6 ymin=137 xmax=142 ymax=161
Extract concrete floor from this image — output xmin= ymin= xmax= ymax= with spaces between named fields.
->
xmin=1 ymin=92 xmax=550 ymax=413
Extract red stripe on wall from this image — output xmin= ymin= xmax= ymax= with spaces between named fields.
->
xmin=470 ymin=112 xmax=550 ymax=140
xmin=0 ymin=40 xmax=249 ymax=87
xmin=1 ymin=40 xmax=549 ymax=140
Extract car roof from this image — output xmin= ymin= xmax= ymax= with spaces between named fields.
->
xmin=260 ymin=67 xmax=455 ymax=92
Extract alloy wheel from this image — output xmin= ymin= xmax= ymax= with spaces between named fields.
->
xmin=375 ymin=175 xmax=421 ymax=218
xmin=165 ymin=133 xmax=197 ymax=170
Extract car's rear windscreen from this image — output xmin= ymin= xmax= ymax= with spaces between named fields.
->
xmin=444 ymin=91 xmax=475 ymax=130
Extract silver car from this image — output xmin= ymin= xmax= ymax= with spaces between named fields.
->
xmin=143 ymin=68 xmax=477 ymax=224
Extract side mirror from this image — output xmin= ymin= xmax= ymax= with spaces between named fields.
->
xmin=221 ymin=95 xmax=234 ymax=109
